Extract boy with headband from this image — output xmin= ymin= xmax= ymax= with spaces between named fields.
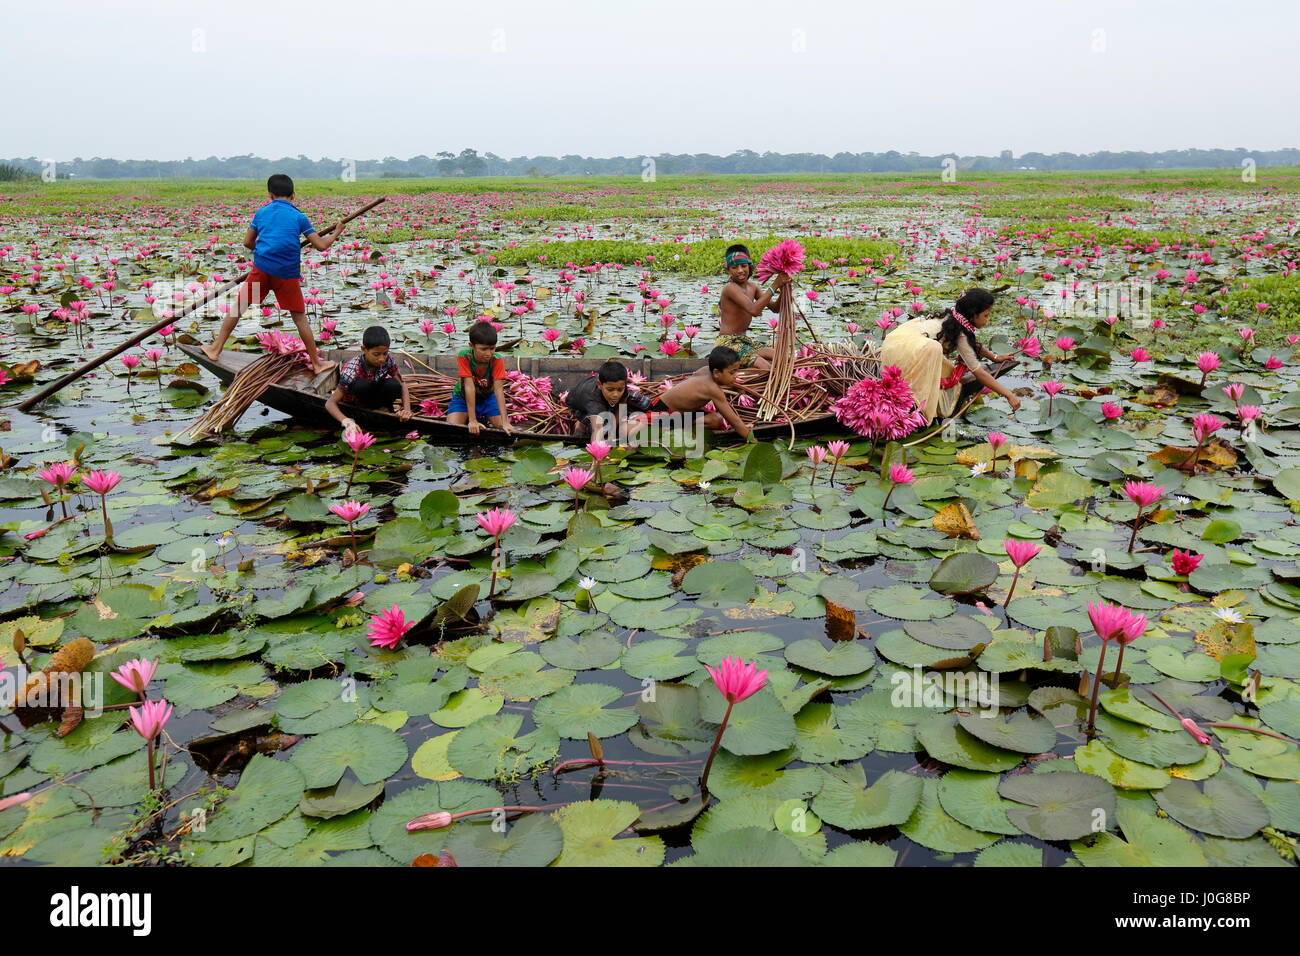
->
xmin=716 ymin=243 xmax=788 ymax=369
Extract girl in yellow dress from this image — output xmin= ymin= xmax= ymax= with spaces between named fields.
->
xmin=881 ymin=288 xmax=1021 ymax=423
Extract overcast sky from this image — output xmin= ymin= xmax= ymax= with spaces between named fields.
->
xmin=5 ymin=0 xmax=1297 ymax=160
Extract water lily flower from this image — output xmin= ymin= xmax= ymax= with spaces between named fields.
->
xmin=970 ymin=461 xmax=991 ymax=477
xmin=1122 ymin=481 xmax=1165 ymax=551
xmin=1213 ymin=607 xmax=1245 ymax=625
xmin=1180 ymin=717 xmax=1212 ymax=745
xmin=111 ymin=658 xmax=158 ymax=697
xmin=330 ymin=501 xmax=370 ymax=524
xmin=1055 ymin=336 xmax=1075 ymax=357
xmin=83 ymin=470 xmax=122 ymax=540
xmin=1085 ymin=602 xmax=1147 ymax=730
xmin=1040 ymin=380 xmax=1064 ymax=416
xmin=881 ymin=463 xmax=915 ymax=510
xmin=475 ymin=507 xmax=518 ymax=539
xmin=82 ymin=470 xmax=121 ymax=496
xmin=368 ymin=604 xmax=414 ymax=650
xmin=700 ymin=656 xmax=769 ymax=794
xmin=986 ymin=431 xmax=1008 ymax=471
xmin=129 ymin=697 xmax=173 ymax=791
xmin=0 ymin=793 xmax=32 ymax=813
xmin=1181 ymin=413 xmax=1227 ymax=470
xmin=1196 ymin=351 xmax=1221 ymax=386
xmin=1002 ymin=539 xmax=1042 ymax=606
xmin=562 ymin=467 xmax=594 ymax=510
xmin=1170 ymin=549 xmax=1203 ymax=576
xmin=1222 ymin=383 xmax=1245 ymax=405
xmin=1130 ymin=347 xmax=1151 ymax=363
xmin=344 ymin=431 xmax=376 ymax=496
xmin=1101 ymin=402 xmax=1123 ymax=421
xmin=1264 ymin=355 xmax=1283 ymax=370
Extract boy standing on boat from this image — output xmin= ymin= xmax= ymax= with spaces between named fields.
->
xmin=716 ymin=244 xmax=789 ymax=370
xmin=447 ymin=321 xmax=512 ymax=436
xmin=325 ymin=325 xmax=413 ymax=437
xmin=203 ymin=174 xmax=340 ymax=375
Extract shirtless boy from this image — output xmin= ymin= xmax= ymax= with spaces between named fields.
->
xmin=629 ymin=346 xmax=751 ymax=443
xmin=717 ymin=244 xmax=790 ymax=370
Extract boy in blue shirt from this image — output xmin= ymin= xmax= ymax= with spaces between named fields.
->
xmin=202 ymin=174 xmax=341 ymax=374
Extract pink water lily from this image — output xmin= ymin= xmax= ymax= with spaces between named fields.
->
xmin=111 ymin=657 xmax=158 ymax=697
xmin=881 ymin=463 xmax=915 ymax=511
xmin=130 ymin=697 xmax=173 ymax=791
xmin=806 ymin=445 xmax=827 ymax=485
xmin=344 ymin=430 xmax=376 ymax=496
xmin=827 ymin=439 xmax=850 ymax=484
xmin=38 ymin=461 xmax=77 ymax=518
xmin=1170 ymin=549 xmax=1203 ymax=576
xmin=700 ymin=656 xmax=769 ymax=795
xmin=562 ymin=467 xmax=594 ymax=510
xmin=82 ymin=470 xmax=121 ymax=496
xmin=586 ymin=440 xmax=611 ymax=482
xmin=83 ymin=470 xmax=121 ymax=540
xmin=1002 ymin=539 xmax=1042 ymax=606
xmin=331 ymin=500 xmax=371 ymax=557
xmin=1101 ymin=402 xmax=1123 ymax=421
xmin=1122 ymin=481 xmax=1165 ymax=551
xmin=1185 ymin=413 xmax=1225 ymax=470
xmin=345 ymin=430 xmax=376 ymax=454
xmin=476 ymin=507 xmax=518 ymax=598
xmin=330 ymin=501 xmax=370 ymax=524
xmin=1196 ymin=351 xmax=1221 ymax=386
xmin=475 ymin=507 xmax=518 ymax=539
xmin=986 ymin=432 xmax=1008 ymax=471
xmin=368 ymin=604 xmax=414 ymax=650
xmin=1085 ymin=602 xmax=1147 ymax=730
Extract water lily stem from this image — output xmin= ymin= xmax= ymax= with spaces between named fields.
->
xmin=1086 ymin=641 xmax=1109 ymax=732
xmin=699 ymin=699 xmax=734 ymax=798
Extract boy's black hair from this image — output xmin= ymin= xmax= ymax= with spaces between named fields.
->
xmin=362 ymin=325 xmax=390 ymax=349
xmin=709 ymin=346 xmax=740 ymax=372
xmin=267 ymin=174 xmax=294 ymax=198
xmin=468 ymin=321 xmax=498 ymax=346
xmin=597 ymin=360 xmax=629 ymax=383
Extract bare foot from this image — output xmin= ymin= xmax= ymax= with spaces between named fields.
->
xmin=201 ymin=344 xmax=222 ymax=362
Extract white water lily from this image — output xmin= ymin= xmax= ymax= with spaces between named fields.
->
xmin=1213 ymin=606 xmax=1245 ymax=625
xmin=1175 ymin=495 xmax=1191 ymax=506
xmin=698 ymin=480 xmax=712 ymax=490
xmin=578 ymin=577 xmax=597 ymax=591
xmin=970 ymin=461 xmax=991 ymax=476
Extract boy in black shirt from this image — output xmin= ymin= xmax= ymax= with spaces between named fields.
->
xmin=566 ymin=360 xmax=651 ymax=444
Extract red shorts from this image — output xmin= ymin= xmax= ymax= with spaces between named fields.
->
xmin=240 ymin=266 xmax=305 ymax=314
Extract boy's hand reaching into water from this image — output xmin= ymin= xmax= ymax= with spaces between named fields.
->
xmin=397 ymin=405 xmax=413 ymax=422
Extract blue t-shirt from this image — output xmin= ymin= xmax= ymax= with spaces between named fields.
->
xmin=251 ymin=199 xmax=315 ymax=279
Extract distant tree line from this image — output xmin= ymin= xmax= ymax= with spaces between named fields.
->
xmin=4 ymin=147 xmax=1298 ymax=179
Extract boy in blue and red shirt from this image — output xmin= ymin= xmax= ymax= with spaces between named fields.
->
xmin=447 ymin=321 xmax=511 ymax=436
xmin=203 ymin=174 xmax=340 ymax=374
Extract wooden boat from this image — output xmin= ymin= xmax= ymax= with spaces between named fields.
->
xmin=179 ymin=345 xmax=847 ymax=445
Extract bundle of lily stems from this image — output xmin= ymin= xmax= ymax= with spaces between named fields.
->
xmin=179 ymin=347 xmax=310 ymax=438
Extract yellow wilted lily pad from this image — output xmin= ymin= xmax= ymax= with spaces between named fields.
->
xmin=934 ymin=502 xmax=979 ymax=539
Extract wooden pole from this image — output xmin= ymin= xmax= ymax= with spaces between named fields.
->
xmin=14 ymin=196 xmax=387 ymax=412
